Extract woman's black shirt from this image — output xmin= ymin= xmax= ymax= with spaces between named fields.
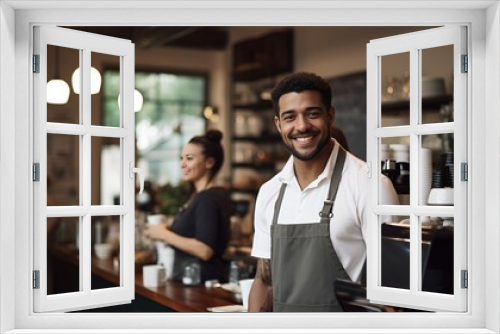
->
xmin=170 ymin=187 xmax=232 ymax=283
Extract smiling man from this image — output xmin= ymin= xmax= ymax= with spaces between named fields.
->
xmin=248 ymin=72 xmax=399 ymax=312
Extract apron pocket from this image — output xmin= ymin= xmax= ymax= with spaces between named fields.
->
xmin=274 ymin=236 xmax=338 ymax=306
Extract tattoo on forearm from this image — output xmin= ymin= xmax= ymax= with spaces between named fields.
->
xmin=257 ymin=259 xmax=272 ymax=286
xmin=256 ymin=259 xmax=273 ymax=312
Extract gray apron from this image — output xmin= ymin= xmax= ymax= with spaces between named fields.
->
xmin=271 ymin=147 xmax=351 ymax=312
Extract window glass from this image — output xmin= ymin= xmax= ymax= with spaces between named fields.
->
xmin=91 ymin=215 xmax=121 ymax=290
xmin=380 ymin=136 xmax=410 ymax=206
xmin=91 ymin=52 xmax=119 ymax=126
xmin=47 ymin=216 xmax=81 ymax=295
xmin=47 ymin=133 xmax=80 ymax=206
xmin=421 ymin=133 xmax=454 ymax=206
xmin=92 ymin=137 xmax=121 ymax=205
xmin=381 ymin=52 xmax=410 ymax=127
xmin=421 ymin=216 xmax=454 ymax=295
xmin=47 ymin=45 xmax=80 ymax=123
xmin=381 ymin=215 xmax=411 ymax=290
xmin=103 ymin=70 xmax=206 ymax=201
xmin=421 ymin=45 xmax=454 ymax=125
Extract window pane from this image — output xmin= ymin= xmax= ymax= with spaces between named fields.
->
xmin=421 ymin=133 xmax=455 ymax=206
xmin=92 ymin=137 xmax=121 ymax=205
xmin=381 ymin=52 xmax=410 ymax=127
xmin=47 ymin=216 xmax=80 ymax=295
xmin=47 ymin=45 xmax=80 ymax=124
xmin=103 ymin=71 xmax=121 ymax=127
xmin=421 ymin=216 xmax=454 ymax=295
xmin=381 ymin=216 xmax=410 ymax=290
xmin=47 ymin=133 xmax=80 ymax=206
xmin=103 ymin=70 xmax=207 ymax=194
xmin=91 ymin=215 xmax=121 ymax=290
xmin=421 ymin=45 xmax=454 ymax=125
xmin=381 ymin=137 xmax=410 ymax=205
xmin=91 ymin=52 xmax=120 ymax=126
xmin=158 ymin=74 xmax=205 ymax=101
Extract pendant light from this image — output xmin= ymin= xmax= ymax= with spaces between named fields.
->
xmin=117 ymin=89 xmax=144 ymax=113
xmin=71 ymin=66 xmax=102 ymax=95
xmin=47 ymin=46 xmax=70 ymax=105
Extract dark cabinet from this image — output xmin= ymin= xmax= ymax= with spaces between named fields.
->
xmin=233 ymin=30 xmax=293 ymax=82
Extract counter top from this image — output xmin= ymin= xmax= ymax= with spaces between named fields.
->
xmin=48 ymin=244 xmax=240 ymax=312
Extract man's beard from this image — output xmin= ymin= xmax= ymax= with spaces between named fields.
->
xmin=283 ymin=130 xmax=331 ymax=161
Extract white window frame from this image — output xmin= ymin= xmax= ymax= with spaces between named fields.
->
xmin=366 ymin=26 xmax=468 ymax=312
xmin=1 ymin=2 xmax=499 ymax=333
xmin=33 ymin=25 xmax=136 ymax=313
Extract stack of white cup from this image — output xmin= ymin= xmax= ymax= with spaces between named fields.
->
xmin=147 ymin=214 xmax=175 ymax=280
xmin=380 ymin=144 xmax=391 ymax=162
xmin=390 ymin=144 xmax=409 ymax=163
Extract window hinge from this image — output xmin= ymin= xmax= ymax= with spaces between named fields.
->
xmin=33 ymin=270 xmax=40 ymax=289
xmin=461 ymin=162 xmax=468 ymax=181
xmin=33 ymin=54 xmax=40 ymax=73
xmin=461 ymin=270 xmax=468 ymax=289
xmin=33 ymin=163 xmax=40 ymax=182
xmin=461 ymin=54 xmax=468 ymax=73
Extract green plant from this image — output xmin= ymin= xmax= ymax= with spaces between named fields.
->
xmin=158 ymin=182 xmax=192 ymax=215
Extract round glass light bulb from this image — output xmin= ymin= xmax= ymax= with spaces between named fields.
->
xmin=71 ymin=67 xmax=102 ymax=95
xmin=47 ymin=79 xmax=70 ymax=105
xmin=203 ymin=106 xmax=214 ymax=119
xmin=118 ymin=89 xmax=144 ymax=112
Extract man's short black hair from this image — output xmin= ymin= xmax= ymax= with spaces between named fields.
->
xmin=271 ymin=72 xmax=332 ymax=117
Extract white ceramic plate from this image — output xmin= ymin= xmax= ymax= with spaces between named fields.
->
xmin=207 ymin=305 xmax=247 ymax=312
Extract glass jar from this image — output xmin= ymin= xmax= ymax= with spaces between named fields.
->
xmin=182 ymin=262 xmax=201 ymax=286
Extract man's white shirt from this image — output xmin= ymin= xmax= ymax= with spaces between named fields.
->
xmin=251 ymin=140 xmax=399 ymax=282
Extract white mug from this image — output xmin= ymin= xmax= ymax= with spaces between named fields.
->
xmin=239 ymin=278 xmax=254 ymax=311
xmin=147 ymin=214 xmax=167 ymax=225
xmin=142 ymin=264 xmax=166 ymax=288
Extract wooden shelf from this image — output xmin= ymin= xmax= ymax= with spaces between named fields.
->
xmin=233 ymin=30 xmax=293 ymax=81
xmin=231 ymin=162 xmax=276 ymax=170
xmin=232 ymin=100 xmax=273 ymax=111
xmin=232 ymin=135 xmax=281 ymax=143
xmin=231 ymin=187 xmax=259 ymax=195
xmin=382 ymin=94 xmax=453 ymax=113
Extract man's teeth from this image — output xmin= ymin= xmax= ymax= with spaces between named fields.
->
xmin=296 ymin=137 xmax=312 ymax=142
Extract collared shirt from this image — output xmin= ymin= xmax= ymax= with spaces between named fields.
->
xmin=251 ymin=140 xmax=399 ymax=282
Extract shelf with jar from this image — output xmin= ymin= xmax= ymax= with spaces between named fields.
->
xmin=231 ymin=102 xmax=289 ymax=193
xmin=230 ymin=29 xmax=293 ymax=196
xmin=381 ymin=72 xmax=453 ymax=113
xmin=382 ymin=94 xmax=453 ymax=113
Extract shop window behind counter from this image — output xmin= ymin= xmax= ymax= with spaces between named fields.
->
xmin=102 ymin=70 xmax=207 ymax=213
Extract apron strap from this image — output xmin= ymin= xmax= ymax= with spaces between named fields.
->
xmin=272 ymin=183 xmax=287 ymax=226
xmin=272 ymin=144 xmax=347 ymax=226
xmin=319 ymin=147 xmax=346 ymax=224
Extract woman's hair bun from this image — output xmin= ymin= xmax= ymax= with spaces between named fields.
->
xmin=205 ymin=129 xmax=223 ymax=143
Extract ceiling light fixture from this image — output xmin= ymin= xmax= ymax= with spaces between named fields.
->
xmin=118 ymin=89 xmax=144 ymax=112
xmin=46 ymin=46 xmax=70 ymax=105
xmin=203 ymin=106 xmax=220 ymax=123
xmin=71 ymin=66 xmax=102 ymax=95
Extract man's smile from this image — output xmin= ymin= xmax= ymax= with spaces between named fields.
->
xmin=289 ymin=131 xmax=319 ymax=147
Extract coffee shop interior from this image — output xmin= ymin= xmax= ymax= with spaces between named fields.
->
xmin=45 ymin=26 xmax=455 ymax=313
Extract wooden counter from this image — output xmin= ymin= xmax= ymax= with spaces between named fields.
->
xmin=48 ymin=244 xmax=240 ymax=312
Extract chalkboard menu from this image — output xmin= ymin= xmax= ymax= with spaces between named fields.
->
xmin=328 ymin=71 xmax=367 ymax=161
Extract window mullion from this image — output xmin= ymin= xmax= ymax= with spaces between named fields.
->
xmin=409 ymin=47 xmax=420 ymax=295
xmin=81 ymin=47 xmax=92 ymax=294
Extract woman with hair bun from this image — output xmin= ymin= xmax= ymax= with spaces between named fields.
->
xmin=145 ymin=130 xmax=232 ymax=283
